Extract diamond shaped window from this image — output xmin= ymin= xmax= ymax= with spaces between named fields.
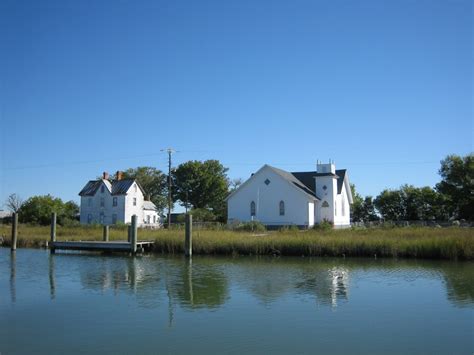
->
xmin=264 ymin=179 xmax=271 ymax=185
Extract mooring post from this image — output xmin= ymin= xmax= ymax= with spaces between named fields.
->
xmin=128 ymin=225 xmax=131 ymax=242
xmin=103 ymin=225 xmax=109 ymax=242
xmin=185 ymin=213 xmax=192 ymax=257
xmin=50 ymin=212 xmax=56 ymax=253
xmin=130 ymin=215 xmax=138 ymax=254
xmin=11 ymin=212 xmax=18 ymax=251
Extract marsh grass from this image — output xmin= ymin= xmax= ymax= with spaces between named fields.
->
xmin=0 ymin=224 xmax=472 ymax=260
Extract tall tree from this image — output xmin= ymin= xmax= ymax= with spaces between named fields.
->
xmin=350 ymin=184 xmax=364 ymax=222
xmin=122 ymin=167 xmax=168 ymax=212
xmin=436 ymin=154 xmax=474 ymax=220
xmin=5 ymin=193 xmax=24 ymax=213
xmin=172 ymin=160 xmax=229 ymax=220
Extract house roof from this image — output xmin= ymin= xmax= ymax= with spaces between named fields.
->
xmin=143 ymin=201 xmax=157 ymax=211
xmin=79 ymin=178 xmax=146 ymax=196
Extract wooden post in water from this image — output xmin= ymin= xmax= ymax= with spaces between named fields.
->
xmin=103 ymin=225 xmax=109 ymax=242
xmin=130 ymin=215 xmax=138 ymax=254
xmin=11 ymin=212 xmax=18 ymax=251
xmin=185 ymin=213 xmax=192 ymax=257
xmin=50 ymin=212 xmax=57 ymax=253
xmin=127 ymin=225 xmax=131 ymax=242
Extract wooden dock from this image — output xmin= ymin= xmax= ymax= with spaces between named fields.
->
xmin=49 ymin=240 xmax=154 ymax=253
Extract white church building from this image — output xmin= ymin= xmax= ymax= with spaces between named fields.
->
xmin=227 ymin=161 xmax=353 ymax=228
xmin=79 ymin=171 xmax=160 ymax=227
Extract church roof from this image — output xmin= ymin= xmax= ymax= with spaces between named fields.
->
xmin=268 ymin=166 xmax=318 ymax=199
xmin=291 ymin=170 xmax=347 ymax=195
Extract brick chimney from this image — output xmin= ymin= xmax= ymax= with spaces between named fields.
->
xmin=116 ymin=171 xmax=123 ymax=181
xmin=103 ymin=171 xmax=109 ymax=180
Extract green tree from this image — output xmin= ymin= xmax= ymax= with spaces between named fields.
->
xmin=172 ymin=160 xmax=229 ymax=221
xmin=122 ymin=167 xmax=167 ymax=212
xmin=19 ymin=195 xmax=79 ymax=225
xmin=436 ymin=154 xmax=474 ymax=220
xmin=361 ymin=196 xmax=379 ymax=221
xmin=374 ymin=189 xmax=405 ymax=221
xmin=350 ymin=184 xmax=364 ymax=222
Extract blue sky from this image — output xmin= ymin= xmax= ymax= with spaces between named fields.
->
xmin=0 ymin=0 xmax=472 ymax=210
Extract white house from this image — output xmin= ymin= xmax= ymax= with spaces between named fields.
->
xmin=79 ymin=171 xmax=161 ymax=227
xmin=227 ymin=161 xmax=353 ymax=228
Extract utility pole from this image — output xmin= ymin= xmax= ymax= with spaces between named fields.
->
xmin=161 ymin=148 xmax=176 ymax=228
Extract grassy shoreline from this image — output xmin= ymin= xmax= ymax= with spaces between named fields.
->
xmin=1 ymin=224 xmax=473 ymax=260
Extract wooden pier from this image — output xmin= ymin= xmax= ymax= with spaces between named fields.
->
xmin=48 ymin=213 xmax=154 ymax=254
xmin=49 ymin=240 xmax=154 ymax=253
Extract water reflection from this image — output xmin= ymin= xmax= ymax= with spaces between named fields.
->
xmin=38 ymin=252 xmax=474 ymax=313
xmin=10 ymin=251 xmax=16 ymax=303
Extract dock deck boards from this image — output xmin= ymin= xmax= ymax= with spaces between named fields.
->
xmin=50 ymin=240 xmax=154 ymax=252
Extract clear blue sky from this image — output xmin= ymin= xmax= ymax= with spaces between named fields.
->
xmin=0 ymin=0 xmax=472 ymax=210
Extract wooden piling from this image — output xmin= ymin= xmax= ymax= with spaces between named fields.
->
xmin=11 ymin=212 xmax=18 ymax=251
xmin=127 ymin=225 xmax=131 ymax=242
xmin=50 ymin=213 xmax=56 ymax=253
xmin=130 ymin=215 xmax=137 ymax=254
xmin=103 ymin=225 xmax=109 ymax=242
xmin=185 ymin=213 xmax=192 ymax=257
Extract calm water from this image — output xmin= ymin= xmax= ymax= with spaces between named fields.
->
xmin=0 ymin=249 xmax=472 ymax=355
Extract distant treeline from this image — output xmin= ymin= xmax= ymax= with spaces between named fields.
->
xmin=3 ymin=153 xmax=473 ymax=226
xmin=351 ymin=154 xmax=473 ymax=222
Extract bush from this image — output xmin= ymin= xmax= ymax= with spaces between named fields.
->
xmin=278 ymin=225 xmax=300 ymax=232
xmin=233 ymin=221 xmax=266 ymax=232
xmin=313 ymin=220 xmax=333 ymax=231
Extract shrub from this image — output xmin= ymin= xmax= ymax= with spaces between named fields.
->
xmin=233 ymin=221 xmax=266 ymax=232
xmin=313 ymin=220 xmax=333 ymax=231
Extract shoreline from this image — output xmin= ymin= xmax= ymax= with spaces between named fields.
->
xmin=1 ymin=225 xmax=473 ymax=260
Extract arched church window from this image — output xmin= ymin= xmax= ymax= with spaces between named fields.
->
xmin=322 ymin=201 xmax=329 ymax=208
xmin=250 ymin=201 xmax=256 ymax=217
xmin=279 ymin=201 xmax=285 ymax=216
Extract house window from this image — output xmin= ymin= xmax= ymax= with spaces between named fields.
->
xmin=113 ymin=197 xmax=117 ymax=207
xmin=112 ymin=214 xmax=117 ymax=224
xmin=153 ymin=215 xmax=156 ymax=223
xmin=279 ymin=201 xmax=285 ymax=216
xmin=101 ymin=185 xmax=105 ymax=193
xmin=147 ymin=215 xmax=151 ymax=224
xmin=133 ymin=198 xmax=137 ymax=206
xmin=250 ymin=201 xmax=256 ymax=217
xmin=88 ymin=198 xmax=92 ymax=207
xmin=87 ymin=214 xmax=93 ymax=223
xmin=100 ymin=197 xmax=105 ymax=207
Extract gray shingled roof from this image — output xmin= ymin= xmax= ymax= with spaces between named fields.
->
xmin=291 ymin=169 xmax=347 ymax=195
xmin=79 ymin=178 xmax=146 ymax=196
xmin=267 ymin=166 xmax=318 ymax=200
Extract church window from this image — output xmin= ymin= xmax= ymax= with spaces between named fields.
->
xmin=250 ymin=201 xmax=256 ymax=216
xmin=279 ymin=201 xmax=285 ymax=216
xmin=264 ymin=179 xmax=271 ymax=185
xmin=335 ymin=201 xmax=337 ymax=216
xmin=322 ymin=201 xmax=329 ymax=208
xmin=101 ymin=185 xmax=105 ymax=193
xmin=342 ymin=197 xmax=346 ymax=216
